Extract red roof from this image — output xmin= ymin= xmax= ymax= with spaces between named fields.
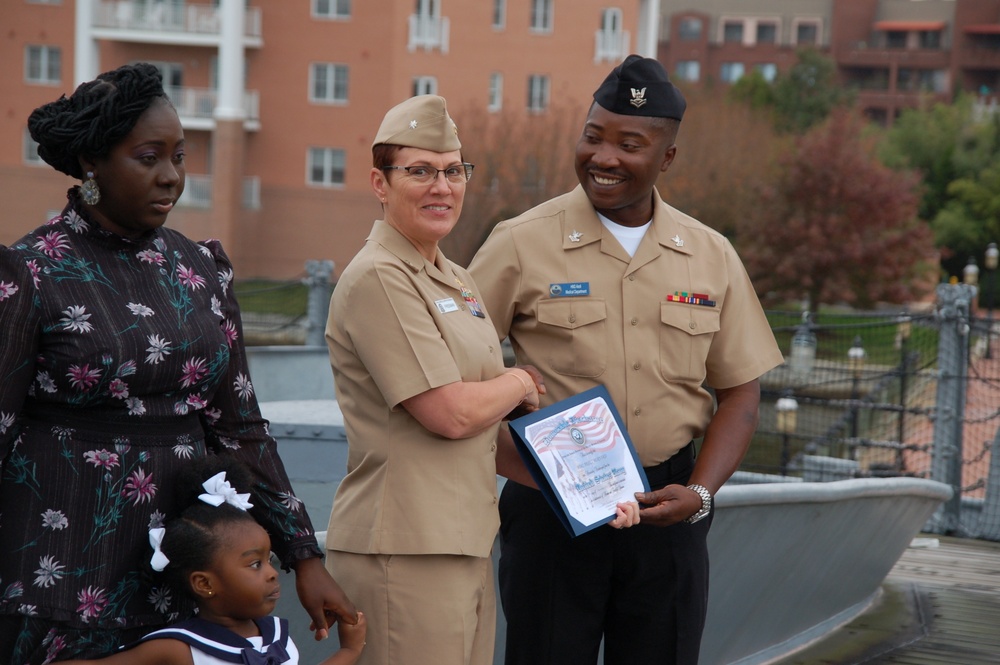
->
xmin=873 ymin=21 xmax=946 ymax=32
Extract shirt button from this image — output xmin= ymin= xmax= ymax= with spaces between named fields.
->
xmin=490 ymin=444 xmax=497 ymax=452
xmin=633 ymin=362 xmax=641 ymax=370
xmin=569 ymin=315 xmax=577 ymax=323
xmin=689 ymin=322 xmax=696 ymax=330
xmin=631 ymin=318 xmax=638 ymax=326
xmin=628 ymin=275 xmax=636 ymax=281
xmin=634 ymin=407 xmax=641 ymax=416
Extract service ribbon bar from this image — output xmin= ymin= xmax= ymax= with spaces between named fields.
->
xmin=665 ymin=291 xmax=716 ymax=307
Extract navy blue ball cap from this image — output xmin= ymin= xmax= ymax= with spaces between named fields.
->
xmin=593 ymin=54 xmax=686 ymax=120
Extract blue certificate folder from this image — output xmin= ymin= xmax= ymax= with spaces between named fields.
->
xmin=508 ymin=385 xmax=650 ymax=537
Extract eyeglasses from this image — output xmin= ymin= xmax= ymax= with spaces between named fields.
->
xmin=381 ymin=163 xmax=474 ymax=184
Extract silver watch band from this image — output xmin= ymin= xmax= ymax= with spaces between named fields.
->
xmin=684 ymin=483 xmax=712 ymax=524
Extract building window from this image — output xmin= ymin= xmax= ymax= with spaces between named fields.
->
xmin=885 ymin=31 xmax=907 ymax=49
xmin=754 ymin=63 xmax=777 ymax=82
xmin=530 ymin=0 xmax=553 ymax=32
xmin=678 ymin=17 xmax=702 ymax=41
xmin=412 ymin=76 xmax=438 ymax=96
xmin=527 ymin=75 xmax=550 ymax=112
xmin=795 ymin=21 xmax=819 ymax=46
xmin=919 ymin=30 xmax=942 ymax=49
xmin=489 ymin=72 xmax=503 ymax=112
xmin=313 ymin=0 xmax=350 ymax=19
xmin=27 ymin=0 xmax=62 ymax=4
xmin=23 ymin=129 xmax=44 ymax=165
xmin=493 ymin=0 xmax=505 ymax=29
xmin=310 ymin=63 xmax=349 ymax=104
xmin=720 ymin=62 xmax=745 ymax=83
xmin=596 ymin=8 xmax=627 ymax=63
xmin=723 ymin=21 xmax=743 ymax=44
xmin=675 ymin=61 xmax=701 ymax=82
xmin=25 ymin=45 xmax=61 ymax=84
xmin=756 ymin=22 xmax=777 ymax=45
xmin=308 ymin=147 xmax=346 ymax=187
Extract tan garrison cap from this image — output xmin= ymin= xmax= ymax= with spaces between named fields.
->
xmin=372 ymin=95 xmax=462 ymax=152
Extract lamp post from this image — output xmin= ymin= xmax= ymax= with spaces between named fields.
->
xmin=789 ymin=312 xmax=817 ymax=384
xmin=775 ymin=395 xmax=799 ymax=476
xmin=847 ymin=336 xmax=866 ymax=456
xmin=986 ymin=242 xmax=998 ymax=359
xmin=896 ymin=316 xmax=912 ymax=472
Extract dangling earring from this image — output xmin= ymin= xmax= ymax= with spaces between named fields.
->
xmin=81 ymin=171 xmax=101 ymax=205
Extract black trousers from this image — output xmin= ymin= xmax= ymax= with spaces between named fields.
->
xmin=498 ymin=443 xmax=712 ymax=665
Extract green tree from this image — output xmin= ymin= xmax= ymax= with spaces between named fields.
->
xmin=770 ymin=48 xmax=853 ymax=134
xmin=739 ymin=109 xmax=935 ymax=311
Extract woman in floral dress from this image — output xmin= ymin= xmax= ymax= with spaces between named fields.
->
xmin=0 ymin=62 xmax=357 ymax=664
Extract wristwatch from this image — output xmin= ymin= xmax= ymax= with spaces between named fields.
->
xmin=684 ymin=484 xmax=712 ymax=524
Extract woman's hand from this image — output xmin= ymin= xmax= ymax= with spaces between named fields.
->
xmin=608 ymin=500 xmax=640 ymax=529
xmin=292 ymin=556 xmax=359 ymax=640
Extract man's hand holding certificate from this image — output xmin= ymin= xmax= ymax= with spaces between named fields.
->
xmin=508 ymin=385 xmax=649 ymax=537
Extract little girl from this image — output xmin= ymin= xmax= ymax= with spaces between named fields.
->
xmin=61 ymin=458 xmax=366 ymax=665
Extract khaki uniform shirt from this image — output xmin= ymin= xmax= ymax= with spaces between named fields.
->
xmin=469 ymin=186 xmax=783 ymax=467
xmin=325 ymin=220 xmax=503 ymax=557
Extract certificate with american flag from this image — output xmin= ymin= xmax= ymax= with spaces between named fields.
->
xmin=509 ymin=385 xmax=649 ymax=537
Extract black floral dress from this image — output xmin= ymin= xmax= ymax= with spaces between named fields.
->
xmin=0 ymin=189 xmax=320 ymax=662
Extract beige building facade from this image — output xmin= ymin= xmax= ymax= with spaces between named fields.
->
xmin=2 ymin=0 xmax=659 ymax=278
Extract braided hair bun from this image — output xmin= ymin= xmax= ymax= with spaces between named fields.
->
xmin=27 ymin=62 xmax=167 ymax=179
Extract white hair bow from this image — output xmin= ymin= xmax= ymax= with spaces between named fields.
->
xmin=199 ymin=471 xmax=254 ymax=511
xmin=149 ymin=527 xmax=170 ymax=572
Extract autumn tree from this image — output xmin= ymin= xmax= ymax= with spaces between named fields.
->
xmin=739 ymin=108 xmax=935 ymax=312
xmin=442 ymin=102 xmax=584 ymax=266
xmin=658 ymin=84 xmax=785 ymax=239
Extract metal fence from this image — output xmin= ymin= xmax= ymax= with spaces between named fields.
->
xmin=238 ymin=267 xmax=1000 ymax=541
xmin=753 ymin=284 xmax=1000 ymax=542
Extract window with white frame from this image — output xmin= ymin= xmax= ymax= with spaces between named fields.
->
xmin=311 ymin=63 xmax=349 ymax=104
xmin=313 ymin=0 xmax=350 ymax=19
xmin=722 ymin=21 xmax=743 ymax=44
xmin=489 ymin=72 xmax=503 ymax=111
xmin=720 ymin=62 xmax=745 ymax=83
xmin=530 ymin=0 xmax=553 ymax=32
xmin=794 ymin=20 xmax=820 ymax=46
xmin=756 ymin=22 xmax=777 ymax=45
xmin=308 ymin=147 xmax=346 ymax=186
xmin=25 ymin=45 xmax=61 ymax=84
xmin=416 ymin=0 xmax=438 ymax=19
xmin=754 ymin=63 xmax=777 ymax=82
xmin=527 ymin=74 xmax=550 ymax=112
xmin=596 ymin=8 xmax=626 ymax=62
xmin=675 ymin=61 xmax=700 ymax=82
xmin=493 ymin=0 xmax=506 ymax=29
xmin=23 ymin=129 xmax=44 ymax=165
xmin=412 ymin=76 xmax=438 ymax=96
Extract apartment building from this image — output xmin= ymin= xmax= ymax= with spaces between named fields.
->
xmin=1 ymin=0 xmax=660 ymax=278
xmin=658 ymin=0 xmax=1000 ymax=125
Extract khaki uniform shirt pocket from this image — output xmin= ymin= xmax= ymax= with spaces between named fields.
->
xmin=536 ymin=298 xmax=608 ymax=378
xmin=660 ymin=303 xmax=720 ymax=383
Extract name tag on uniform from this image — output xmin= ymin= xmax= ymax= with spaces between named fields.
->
xmin=435 ymin=298 xmax=460 ymax=313
xmin=549 ymin=282 xmax=590 ymax=297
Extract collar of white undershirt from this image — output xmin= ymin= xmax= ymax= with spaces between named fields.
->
xmin=597 ymin=212 xmax=652 ymax=258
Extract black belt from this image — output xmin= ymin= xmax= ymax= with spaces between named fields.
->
xmin=642 ymin=441 xmax=695 ymax=489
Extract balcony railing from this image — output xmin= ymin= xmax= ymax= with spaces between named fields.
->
xmin=164 ymin=86 xmax=260 ymax=126
xmin=177 ymin=174 xmax=261 ymax=209
xmin=93 ymin=1 xmax=262 ymax=40
xmin=595 ymin=29 xmax=630 ymax=64
xmin=408 ymin=14 xmax=449 ymax=52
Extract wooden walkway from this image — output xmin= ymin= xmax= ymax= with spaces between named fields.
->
xmin=771 ymin=536 xmax=1000 ymax=664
